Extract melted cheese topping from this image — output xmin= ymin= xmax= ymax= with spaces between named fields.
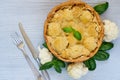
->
xmin=46 ymin=5 xmax=100 ymax=59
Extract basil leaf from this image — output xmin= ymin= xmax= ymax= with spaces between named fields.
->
xmin=99 ymin=42 xmax=114 ymax=51
xmin=73 ymin=31 xmax=82 ymax=40
xmin=43 ymin=42 xmax=48 ymax=48
xmin=39 ymin=62 xmax=53 ymax=70
xmin=94 ymin=51 xmax=109 ymax=61
xmin=88 ymin=58 xmax=96 ymax=71
xmin=84 ymin=58 xmax=96 ymax=71
xmin=53 ymin=61 xmax=62 ymax=73
xmin=94 ymin=2 xmax=109 ymax=15
xmin=62 ymin=27 xmax=73 ymax=33
xmin=57 ymin=60 xmax=66 ymax=68
xmin=84 ymin=60 xmax=91 ymax=69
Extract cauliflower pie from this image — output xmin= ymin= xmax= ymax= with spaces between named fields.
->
xmin=44 ymin=0 xmax=104 ymax=62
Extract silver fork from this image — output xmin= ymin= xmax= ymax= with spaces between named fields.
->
xmin=11 ymin=32 xmax=43 ymax=80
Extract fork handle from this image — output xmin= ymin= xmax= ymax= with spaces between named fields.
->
xmin=21 ymin=48 xmax=43 ymax=80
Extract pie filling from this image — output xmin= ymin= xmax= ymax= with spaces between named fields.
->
xmin=46 ymin=5 xmax=101 ymax=59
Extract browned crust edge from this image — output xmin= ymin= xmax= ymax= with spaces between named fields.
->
xmin=44 ymin=0 xmax=104 ymax=62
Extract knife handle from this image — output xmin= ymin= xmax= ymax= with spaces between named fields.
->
xmin=36 ymin=58 xmax=50 ymax=80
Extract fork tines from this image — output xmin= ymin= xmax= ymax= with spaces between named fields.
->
xmin=10 ymin=32 xmax=23 ymax=45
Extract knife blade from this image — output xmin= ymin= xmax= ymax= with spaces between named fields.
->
xmin=19 ymin=23 xmax=50 ymax=80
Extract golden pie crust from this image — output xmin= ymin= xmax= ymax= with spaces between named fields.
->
xmin=44 ymin=0 xmax=104 ymax=62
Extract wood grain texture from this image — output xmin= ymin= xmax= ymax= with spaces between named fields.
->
xmin=0 ymin=0 xmax=120 ymax=80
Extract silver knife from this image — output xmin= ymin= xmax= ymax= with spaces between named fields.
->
xmin=19 ymin=23 xmax=50 ymax=80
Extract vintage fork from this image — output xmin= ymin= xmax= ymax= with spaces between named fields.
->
xmin=11 ymin=32 xmax=43 ymax=80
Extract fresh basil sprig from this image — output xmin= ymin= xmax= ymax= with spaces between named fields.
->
xmin=53 ymin=60 xmax=62 ymax=73
xmin=62 ymin=27 xmax=82 ymax=40
xmin=99 ymin=42 xmax=114 ymax=51
xmin=93 ymin=42 xmax=113 ymax=61
xmin=43 ymin=42 xmax=48 ymax=48
xmin=62 ymin=27 xmax=73 ymax=33
xmin=56 ymin=59 xmax=66 ymax=68
xmin=73 ymin=31 xmax=82 ymax=40
xmin=40 ymin=62 xmax=53 ymax=70
xmin=94 ymin=51 xmax=109 ymax=61
xmin=39 ymin=56 xmax=65 ymax=73
xmin=84 ymin=41 xmax=114 ymax=70
xmin=94 ymin=2 xmax=109 ymax=15
xmin=84 ymin=58 xmax=96 ymax=71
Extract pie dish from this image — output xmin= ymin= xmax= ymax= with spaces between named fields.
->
xmin=44 ymin=0 xmax=104 ymax=62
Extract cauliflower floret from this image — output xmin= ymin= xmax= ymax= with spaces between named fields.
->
xmin=63 ymin=9 xmax=73 ymax=21
xmin=38 ymin=47 xmax=53 ymax=64
xmin=52 ymin=37 xmax=68 ymax=53
xmin=48 ymin=22 xmax=61 ymax=36
xmin=67 ymin=62 xmax=88 ymax=79
xmin=72 ymin=6 xmax=82 ymax=18
xmin=87 ymin=22 xmax=99 ymax=38
xmin=60 ymin=45 xmax=90 ymax=59
xmin=83 ymin=37 xmax=97 ymax=51
xmin=52 ymin=10 xmax=64 ymax=22
xmin=61 ymin=49 xmax=70 ymax=59
xmin=103 ymin=20 xmax=119 ymax=42
xmin=80 ymin=10 xmax=93 ymax=24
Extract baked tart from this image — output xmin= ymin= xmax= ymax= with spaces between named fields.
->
xmin=44 ymin=0 xmax=104 ymax=62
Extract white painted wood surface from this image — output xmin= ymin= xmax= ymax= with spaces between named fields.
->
xmin=0 ymin=0 xmax=120 ymax=80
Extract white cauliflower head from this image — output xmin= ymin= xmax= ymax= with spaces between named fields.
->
xmin=103 ymin=20 xmax=119 ymax=42
xmin=38 ymin=47 xmax=53 ymax=64
xmin=67 ymin=62 xmax=88 ymax=79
